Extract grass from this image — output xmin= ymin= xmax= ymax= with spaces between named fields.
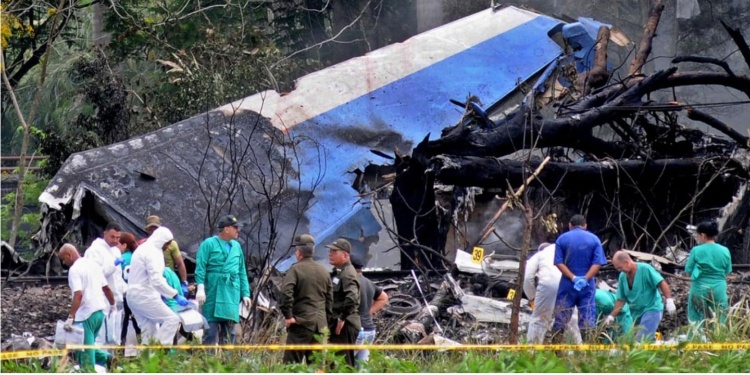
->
xmin=3 ymin=298 xmax=750 ymax=373
xmin=3 ymin=347 xmax=749 ymax=373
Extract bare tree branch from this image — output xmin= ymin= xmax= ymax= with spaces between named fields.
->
xmin=671 ymin=56 xmax=735 ymax=76
xmin=720 ymin=19 xmax=750 ymax=71
xmin=629 ymin=0 xmax=665 ymax=76
xmin=271 ymin=0 xmax=374 ymax=68
xmin=686 ymin=108 xmax=749 ymax=148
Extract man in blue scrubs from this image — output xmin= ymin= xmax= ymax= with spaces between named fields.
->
xmin=553 ymin=214 xmax=607 ymax=342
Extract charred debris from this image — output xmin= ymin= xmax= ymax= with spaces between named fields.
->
xmin=3 ymin=2 xmax=750 ymax=346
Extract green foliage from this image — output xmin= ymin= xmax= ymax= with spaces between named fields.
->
xmin=0 ymin=171 xmax=47 ymax=252
xmin=97 ymin=1 xmax=323 ymax=134
xmin=3 ymin=346 xmax=750 ymax=373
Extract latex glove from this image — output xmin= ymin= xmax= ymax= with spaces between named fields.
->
xmin=242 ymin=297 xmax=252 ymax=309
xmin=64 ymin=318 xmax=74 ymax=332
xmin=573 ymin=276 xmax=588 ymax=291
xmin=114 ymin=258 xmax=124 ymax=267
xmin=175 ymin=295 xmax=189 ymax=307
xmin=108 ymin=304 xmax=117 ymax=317
xmin=665 ymin=298 xmax=676 ymax=315
xmin=196 ymin=284 xmax=206 ymax=304
xmin=181 ymin=281 xmax=189 ymax=295
xmin=604 ymin=315 xmax=615 ymax=326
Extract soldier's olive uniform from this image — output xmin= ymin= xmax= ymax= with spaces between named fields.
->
xmin=280 ymin=257 xmax=333 ymax=364
xmin=330 ymin=261 xmax=361 ymax=367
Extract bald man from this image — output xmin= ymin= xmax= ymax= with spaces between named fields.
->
xmin=59 ymin=244 xmax=116 ymax=371
xmin=607 ymin=251 xmax=675 ymax=341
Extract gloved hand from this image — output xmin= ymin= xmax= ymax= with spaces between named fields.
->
xmin=175 ymin=295 xmax=189 ymax=307
xmin=665 ymin=298 xmax=676 ymax=315
xmin=181 ymin=281 xmax=189 ymax=295
xmin=64 ymin=317 xmax=74 ymax=332
xmin=109 ymin=304 xmax=117 ymax=317
xmin=114 ymin=258 xmax=124 ymax=266
xmin=573 ymin=276 xmax=588 ymax=291
xmin=604 ymin=315 xmax=615 ymax=326
xmin=242 ymin=297 xmax=252 ymax=309
xmin=196 ymin=284 xmax=206 ymax=304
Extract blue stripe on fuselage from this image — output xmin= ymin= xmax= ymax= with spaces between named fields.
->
xmin=293 ymin=16 xmax=564 ymax=236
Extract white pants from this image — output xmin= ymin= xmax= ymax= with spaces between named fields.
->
xmin=127 ymin=288 xmax=181 ymax=345
xmin=124 ymin=323 xmax=139 ymax=357
xmin=527 ymin=281 xmax=582 ymax=344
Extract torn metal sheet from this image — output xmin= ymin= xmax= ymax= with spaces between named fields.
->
xmin=457 ymin=294 xmax=531 ymax=325
xmin=453 ymin=249 xmax=520 ymax=279
xmin=35 ymin=6 xmax=600 ymax=272
xmin=417 ymin=334 xmax=461 ymax=348
xmin=622 ymin=249 xmax=678 ymax=266
xmin=1 ymin=241 xmax=28 ymax=272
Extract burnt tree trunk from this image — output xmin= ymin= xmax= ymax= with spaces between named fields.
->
xmin=389 ymin=15 xmax=750 ymax=262
xmin=389 ymin=148 xmax=446 ymax=270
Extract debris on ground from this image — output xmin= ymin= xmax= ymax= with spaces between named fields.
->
xmin=3 ymin=268 xmax=750 ymax=351
xmin=1 ymin=284 xmax=70 ymax=342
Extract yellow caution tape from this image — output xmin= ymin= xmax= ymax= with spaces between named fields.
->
xmin=0 ymin=349 xmax=67 ymax=361
xmin=2 ymin=343 xmax=749 ymax=361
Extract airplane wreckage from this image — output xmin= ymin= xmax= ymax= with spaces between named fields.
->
xmin=5 ymin=4 xmax=750 ymax=285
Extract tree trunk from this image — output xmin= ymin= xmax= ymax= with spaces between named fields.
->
xmin=92 ymin=3 xmax=111 ymax=47
xmin=4 ymin=0 xmax=63 ymax=248
xmin=509 ymin=201 xmax=532 ymax=344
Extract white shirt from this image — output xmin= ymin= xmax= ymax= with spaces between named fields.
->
xmin=68 ymin=258 xmax=110 ymax=321
xmin=523 ymin=244 xmax=563 ymax=301
xmin=128 ymin=227 xmax=178 ymax=298
xmin=84 ymin=238 xmax=127 ymax=301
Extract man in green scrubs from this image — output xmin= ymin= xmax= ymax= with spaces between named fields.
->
xmin=59 ymin=244 xmax=116 ymax=371
xmin=685 ymin=221 xmax=732 ymax=326
xmin=595 ymin=289 xmax=633 ymax=342
xmin=195 ymin=215 xmax=251 ymax=345
xmin=606 ymin=251 xmax=676 ymax=342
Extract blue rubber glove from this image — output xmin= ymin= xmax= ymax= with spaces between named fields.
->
xmin=573 ymin=276 xmax=588 ymax=291
xmin=114 ymin=258 xmax=124 ymax=266
xmin=175 ymin=295 xmax=189 ymax=307
xmin=181 ymin=281 xmax=189 ymax=295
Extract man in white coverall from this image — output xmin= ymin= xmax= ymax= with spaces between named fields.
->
xmin=524 ymin=243 xmax=582 ymax=344
xmin=127 ymin=227 xmax=189 ymax=344
xmin=84 ymin=222 xmax=128 ymax=343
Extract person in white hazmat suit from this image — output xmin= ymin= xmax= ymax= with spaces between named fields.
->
xmin=127 ymin=226 xmax=188 ymax=345
xmin=84 ymin=222 xmax=128 ymax=344
xmin=524 ymin=243 xmax=582 ymax=344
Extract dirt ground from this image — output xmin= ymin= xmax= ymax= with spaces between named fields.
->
xmin=1 ymin=284 xmax=70 ymax=341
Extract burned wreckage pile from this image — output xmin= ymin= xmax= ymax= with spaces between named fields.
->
xmin=244 ymin=0 xmax=750 ymax=345
xmin=4 ymin=2 xmax=750 ymax=349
